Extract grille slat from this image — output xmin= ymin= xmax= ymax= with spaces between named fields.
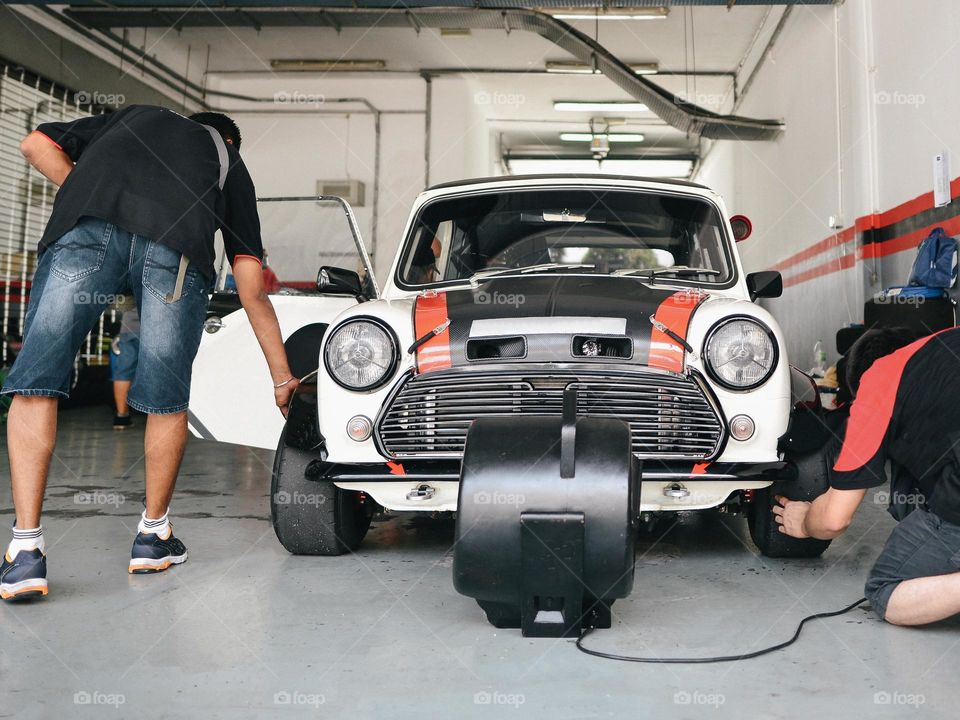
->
xmin=377 ymin=369 xmax=725 ymax=460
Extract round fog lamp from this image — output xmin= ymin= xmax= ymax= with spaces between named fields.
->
xmin=347 ymin=415 xmax=373 ymax=442
xmin=729 ymin=414 xmax=755 ymax=441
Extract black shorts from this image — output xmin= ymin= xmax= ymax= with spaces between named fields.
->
xmin=865 ymin=506 xmax=960 ymax=620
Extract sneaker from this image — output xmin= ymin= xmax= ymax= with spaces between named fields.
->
xmin=113 ymin=414 xmax=132 ymax=430
xmin=128 ymin=526 xmax=188 ymax=574
xmin=0 ymin=549 xmax=48 ymax=601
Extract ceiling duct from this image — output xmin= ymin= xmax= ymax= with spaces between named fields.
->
xmin=57 ymin=5 xmax=788 ymax=140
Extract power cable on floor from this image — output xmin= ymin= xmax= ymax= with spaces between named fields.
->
xmin=576 ymin=597 xmax=868 ymax=664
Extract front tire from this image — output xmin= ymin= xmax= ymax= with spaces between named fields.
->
xmin=747 ymin=447 xmax=832 ymax=559
xmin=270 ymin=394 xmax=371 ymax=556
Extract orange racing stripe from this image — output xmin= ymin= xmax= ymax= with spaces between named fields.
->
xmin=414 ymin=291 xmax=452 ymax=373
xmin=648 ymin=290 xmax=707 ymax=372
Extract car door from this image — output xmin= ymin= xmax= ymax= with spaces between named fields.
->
xmin=188 ymin=196 xmax=376 ymax=450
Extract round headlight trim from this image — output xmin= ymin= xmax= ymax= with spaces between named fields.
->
xmin=324 ymin=318 xmax=399 ymax=391
xmin=704 ymin=316 xmax=779 ymax=391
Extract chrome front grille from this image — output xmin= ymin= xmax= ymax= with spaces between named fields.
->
xmin=376 ymin=368 xmax=725 ymax=460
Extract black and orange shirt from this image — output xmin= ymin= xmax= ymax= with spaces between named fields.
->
xmin=831 ymin=328 xmax=960 ymax=525
xmin=35 ymin=105 xmax=262 ymax=280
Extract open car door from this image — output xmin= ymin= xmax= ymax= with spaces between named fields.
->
xmin=188 ymin=196 xmax=376 ymax=449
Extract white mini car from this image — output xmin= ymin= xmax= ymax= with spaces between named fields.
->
xmin=189 ymin=176 xmax=832 ymax=559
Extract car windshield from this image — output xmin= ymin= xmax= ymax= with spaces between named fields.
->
xmin=398 ymin=187 xmax=734 ymax=286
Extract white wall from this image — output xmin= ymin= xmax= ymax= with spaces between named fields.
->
xmin=698 ymin=0 xmax=960 ymax=369
xmin=207 ymin=73 xmax=492 ymax=282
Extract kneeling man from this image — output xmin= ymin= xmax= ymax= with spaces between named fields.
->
xmin=776 ymin=327 xmax=960 ymax=625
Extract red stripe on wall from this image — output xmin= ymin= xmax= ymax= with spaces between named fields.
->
xmin=776 ymin=178 xmax=960 ymax=287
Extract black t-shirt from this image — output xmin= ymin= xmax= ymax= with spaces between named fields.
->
xmin=36 ymin=104 xmax=262 ymax=279
xmin=831 ymin=328 xmax=960 ymax=525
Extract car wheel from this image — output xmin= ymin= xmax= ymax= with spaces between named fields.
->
xmin=747 ymin=446 xmax=832 ymax=559
xmin=270 ymin=394 xmax=371 ymax=556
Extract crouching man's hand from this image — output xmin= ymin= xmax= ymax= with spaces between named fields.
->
xmin=773 ymin=496 xmax=812 ymax=538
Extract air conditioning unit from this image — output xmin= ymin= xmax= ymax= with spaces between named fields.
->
xmin=317 ymin=179 xmax=365 ymax=206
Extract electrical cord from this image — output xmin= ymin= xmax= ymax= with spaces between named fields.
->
xmin=576 ymin=596 xmax=868 ymax=664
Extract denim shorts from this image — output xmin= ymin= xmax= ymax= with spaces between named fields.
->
xmin=864 ymin=506 xmax=960 ymax=620
xmin=1 ymin=217 xmax=210 ymax=414
xmin=110 ymin=333 xmax=140 ymax=382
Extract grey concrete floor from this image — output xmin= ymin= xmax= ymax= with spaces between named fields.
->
xmin=0 ymin=407 xmax=955 ymax=719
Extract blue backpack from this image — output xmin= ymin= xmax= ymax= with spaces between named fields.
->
xmin=908 ymin=227 xmax=957 ymax=288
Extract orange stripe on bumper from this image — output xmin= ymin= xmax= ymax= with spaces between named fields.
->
xmin=648 ymin=291 xmax=706 ymax=372
xmin=414 ymin=291 xmax=452 ymax=373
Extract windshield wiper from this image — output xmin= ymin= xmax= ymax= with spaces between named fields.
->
xmin=469 ymin=263 xmax=595 ymax=284
xmin=615 ymin=266 xmax=723 ymax=280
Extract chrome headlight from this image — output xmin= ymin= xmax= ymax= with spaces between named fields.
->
xmin=704 ymin=317 xmax=778 ymax=390
xmin=324 ymin=319 xmax=398 ymax=391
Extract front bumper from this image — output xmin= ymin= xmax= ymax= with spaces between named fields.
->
xmin=315 ymin=459 xmax=794 ymax=513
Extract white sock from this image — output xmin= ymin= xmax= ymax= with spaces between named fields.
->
xmin=138 ymin=510 xmax=170 ymax=538
xmin=7 ymin=526 xmax=45 ymax=558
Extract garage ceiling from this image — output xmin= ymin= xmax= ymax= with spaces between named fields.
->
xmin=9 ymin=1 xmax=833 ymax=169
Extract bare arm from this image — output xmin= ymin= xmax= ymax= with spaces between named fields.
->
xmin=233 ymin=257 xmax=299 ymax=415
xmin=774 ymin=487 xmax=867 ymax=540
xmin=20 ymin=131 xmax=74 ymax=187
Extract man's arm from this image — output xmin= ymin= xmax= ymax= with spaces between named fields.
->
xmin=774 ymin=487 xmax=867 ymax=540
xmin=232 ymin=257 xmax=299 ymax=415
xmin=20 ymin=131 xmax=74 ymax=187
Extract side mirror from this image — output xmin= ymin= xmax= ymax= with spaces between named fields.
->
xmin=730 ymin=214 xmax=753 ymax=242
xmin=317 ymin=266 xmax=364 ymax=298
xmin=746 ymin=271 xmax=783 ymax=301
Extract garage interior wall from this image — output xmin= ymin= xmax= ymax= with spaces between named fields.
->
xmin=5 ymin=1 xmax=960 ymax=368
xmin=698 ymin=0 xmax=960 ymax=370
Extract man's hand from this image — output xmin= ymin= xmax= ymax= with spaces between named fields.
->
xmin=772 ymin=496 xmax=812 ymax=538
xmin=274 ymin=377 xmax=300 ymax=417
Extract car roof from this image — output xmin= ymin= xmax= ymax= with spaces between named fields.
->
xmin=426 ymin=173 xmax=710 ymax=192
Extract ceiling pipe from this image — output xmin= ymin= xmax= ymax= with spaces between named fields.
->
xmin=59 ymin=6 xmax=785 ymax=141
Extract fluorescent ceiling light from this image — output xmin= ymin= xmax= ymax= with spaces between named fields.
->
xmin=270 ymin=59 xmax=386 ymax=72
xmin=549 ymin=7 xmax=669 ymax=21
xmin=554 ymin=101 xmax=649 ymax=113
xmin=546 ymin=61 xmax=659 ymax=75
xmin=560 ymin=133 xmax=645 ymax=143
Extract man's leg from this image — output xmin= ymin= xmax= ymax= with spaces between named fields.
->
xmin=865 ymin=508 xmax=960 ymax=625
xmin=7 ymin=396 xmax=58 ymax=529
xmin=126 ymin=238 xmax=209 ymax=573
xmin=113 ymin=381 xmax=131 ymax=416
xmin=884 ymin=573 xmax=960 ymax=625
xmin=143 ymin=411 xmax=188 ymax=519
